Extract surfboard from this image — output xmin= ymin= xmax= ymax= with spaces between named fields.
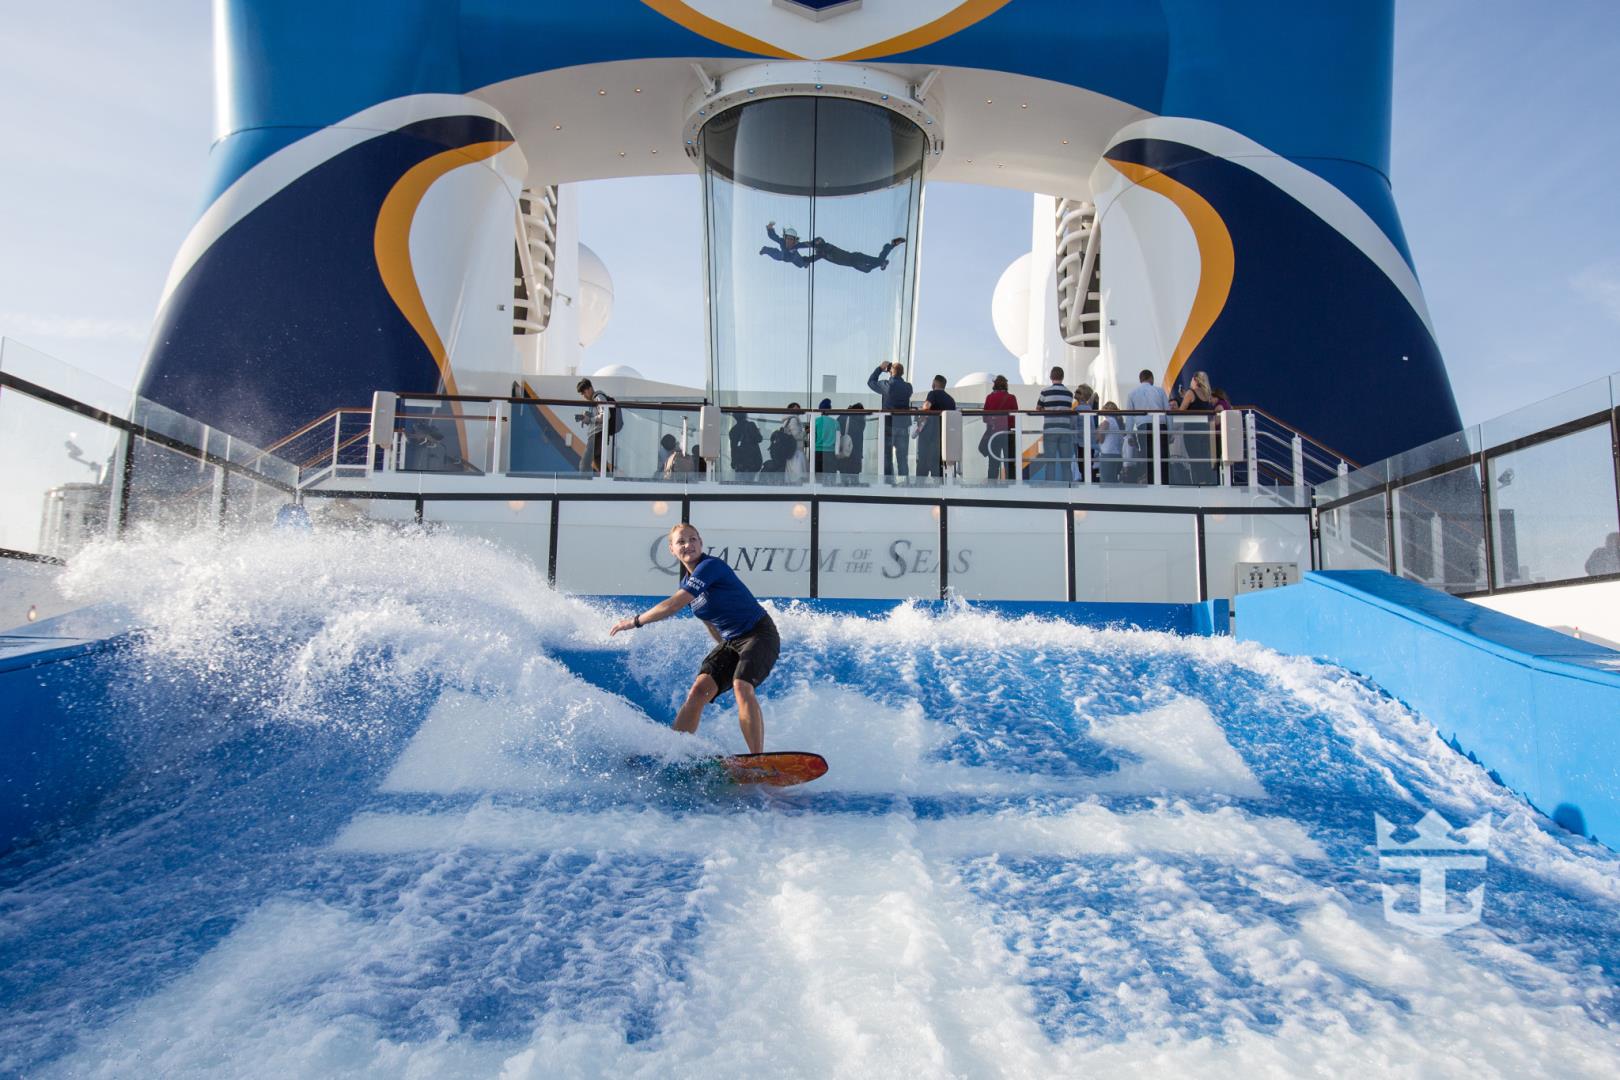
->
xmin=626 ymin=751 xmax=828 ymax=789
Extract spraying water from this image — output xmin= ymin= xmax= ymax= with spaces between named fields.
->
xmin=3 ymin=525 xmax=1618 ymax=1077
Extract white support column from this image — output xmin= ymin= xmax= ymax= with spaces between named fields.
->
xmin=491 ymin=400 xmax=511 ymax=477
xmin=369 ymin=391 xmax=396 ymax=477
xmin=1151 ymin=413 xmax=1163 ymax=486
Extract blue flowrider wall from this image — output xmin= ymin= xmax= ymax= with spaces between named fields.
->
xmin=1236 ymin=570 xmax=1620 ymax=843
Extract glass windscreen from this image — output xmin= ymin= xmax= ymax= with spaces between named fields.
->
xmin=701 ymin=96 xmax=924 ymax=408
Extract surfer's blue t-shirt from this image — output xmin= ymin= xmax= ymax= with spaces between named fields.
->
xmin=679 ymin=554 xmax=767 ymax=641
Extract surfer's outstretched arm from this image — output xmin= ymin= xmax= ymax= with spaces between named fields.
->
xmin=609 ymin=590 xmax=693 ymax=636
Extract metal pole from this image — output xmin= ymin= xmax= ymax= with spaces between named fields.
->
xmin=547 ymin=497 xmax=560 ymax=585
xmin=938 ymin=501 xmax=949 ymax=600
xmin=809 ymin=498 xmax=820 ymax=598
xmin=1012 ymin=413 xmax=1023 ymax=487
xmin=1479 ymin=449 xmax=1498 ymax=594
xmin=1151 ymin=412 xmax=1163 ymax=486
xmin=1081 ymin=412 xmax=1093 ymax=485
xmin=1245 ymin=411 xmax=1259 ymax=494
xmin=1194 ymin=511 xmax=1208 ymax=601
xmin=1291 ymin=435 xmax=1305 ymax=506
xmin=1065 ymin=508 xmax=1077 ymax=602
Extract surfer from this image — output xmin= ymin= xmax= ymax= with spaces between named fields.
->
xmin=609 ymin=522 xmax=779 ymax=754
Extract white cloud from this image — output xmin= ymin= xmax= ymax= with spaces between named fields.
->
xmin=1572 ymin=263 xmax=1620 ymax=324
xmin=0 ymin=312 xmax=148 ymax=343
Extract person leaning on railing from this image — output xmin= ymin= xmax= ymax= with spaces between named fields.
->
xmin=1173 ymin=370 xmax=1218 ymax=485
xmin=982 ymin=375 xmax=1018 ymax=481
xmin=1124 ymin=369 xmax=1170 ymax=483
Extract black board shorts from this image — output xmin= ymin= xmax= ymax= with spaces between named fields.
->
xmin=699 ymin=614 xmax=780 ymax=699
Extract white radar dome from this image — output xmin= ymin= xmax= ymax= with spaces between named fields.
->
xmin=591 ymin=363 xmax=643 ymax=380
xmin=577 ymin=242 xmax=614 ymax=349
xmin=954 ymin=372 xmax=995 ymax=389
xmin=991 ymin=252 xmax=1033 ymax=362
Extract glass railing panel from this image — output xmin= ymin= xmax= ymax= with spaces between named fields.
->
xmin=949 ymin=505 xmax=1067 ymax=600
xmin=1479 ymin=376 xmax=1613 ymax=451
xmin=1488 ymin=422 xmax=1620 ymax=587
xmin=124 ymin=434 xmax=218 ymax=533
xmin=612 ymin=404 xmax=704 ymax=482
xmin=222 ymin=469 xmax=293 ymax=529
xmin=510 ymin=400 xmax=590 ymax=478
xmin=717 ymin=410 xmax=809 ymax=485
xmin=0 ymin=390 xmax=122 ymax=558
xmin=817 ymin=501 xmax=938 ymax=599
xmin=393 ymin=397 xmax=494 ymax=475
xmin=1392 ymin=464 xmax=1487 ymax=594
xmin=0 ymin=337 xmax=134 ymax=418
xmin=1073 ymin=510 xmax=1199 ymax=601
xmin=1318 ymin=491 xmax=1389 ymax=571
xmin=960 ymin=411 xmax=1009 ymax=486
xmin=1203 ymin=512 xmax=1311 ymax=600
xmin=1380 ymin=425 xmax=1482 ymax=483
xmin=687 ymin=500 xmax=812 ymax=598
xmin=1165 ymin=413 xmax=1223 ymax=486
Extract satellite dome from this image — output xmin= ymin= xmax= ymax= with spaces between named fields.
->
xmin=577 ymin=243 xmax=614 ymax=349
xmin=591 ymin=363 xmax=643 ymax=380
xmin=954 ymin=372 xmax=995 ymax=389
xmin=990 ymin=252 xmax=1032 ymax=360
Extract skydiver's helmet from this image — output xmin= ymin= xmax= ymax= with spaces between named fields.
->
xmin=782 ymin=227 xmax=799 ymax=242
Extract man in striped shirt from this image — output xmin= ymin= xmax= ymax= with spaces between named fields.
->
xmin=1038 ymin=367 xmax=1075 ymax=483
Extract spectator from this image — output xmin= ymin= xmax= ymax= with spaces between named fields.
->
xmin=1038 ymin=367 xmax=1075 ymax=483
xmin=916 ymin=375 xmax=956 ymax=479
xmin=1175 ymin=370 xmax=1218 ymax=484
xmin=1073 ymin=383 xmax=1097 ymax=479
xmin=690 ymin=443 xmax=707 ymax=477
xmin=867 ymin=361 xmax=914 ymax=480
xmin=1586 ymin=533 xmax=1620 ymax=576
xmin=575 ymin=377 xmax=613 ymax=475
xmin=982 ymin=374 xmax=1018 ymax=481
xmin=659 ymin=433 xmax=692 ymax=479
xmin=1212 ymin=386 xmax=1232 ymax=411
xmin=1124 ymin=369 xmax=1170 ymax=483
xmin=813 ymin=398 xmax=839 ymax=477
xmin=838 ymin=403 xmax=869 ymax=483
xmin=1097 ymin=402 xmax=1125 ymax=483
xmin=780 ymin=403 xmax=807 ymax=480
xmin=729 ymin=414 xmax=763 ymax=479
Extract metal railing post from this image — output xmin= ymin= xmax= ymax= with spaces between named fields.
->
xmin=492 ymin=400 xmax=510 ymax=477
xmin=1151 ymin=412 xmax=1163 ymax=486
xmin=1012 ymin=413 xmax=1023 ymax=487
xmin=1291 ymin=435 xmax=1305 ymax=506
xmin=1081 ymin=412 xmax=1093 ymax=484
xmin=599 ymin=416 xmax=610 ymax=479
xmin=1245 ymin=411 xmax=1259 ymax=494
xmin=878 ymin=410 xmax=889 ymax=484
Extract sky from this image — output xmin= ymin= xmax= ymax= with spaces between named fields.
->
xmin=2 ymin=1 xmax=1618 ymax=429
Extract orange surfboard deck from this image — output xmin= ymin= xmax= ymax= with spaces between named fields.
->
xmin=717 ymin=751 xmax=828 ymax=788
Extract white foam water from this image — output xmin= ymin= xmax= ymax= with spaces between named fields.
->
xmin=10 ymin=524 xmax=1618 ymax=1077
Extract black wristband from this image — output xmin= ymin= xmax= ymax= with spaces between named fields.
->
xmin=633 ymin=614 xmax=642 ymax=629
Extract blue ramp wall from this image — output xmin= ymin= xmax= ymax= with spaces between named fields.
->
xmin=1236 ymin=570 xmax=1620 ymax=843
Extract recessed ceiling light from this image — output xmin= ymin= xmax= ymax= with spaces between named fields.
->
xmin=634 ymin=88 xmax=642 ymax=93
xmin=651 ymin=149 xmax=658 ymax=154
xmin=597 ymin=89 xmax=606 ymax=95
xmin=1020 ymin=103 xmax=1028 ymax=109
xmin=966 ymin=159 xmax=974 ymax=164
xmin=985 ymin=99 xmax=993 ymax=104
xmin=1061 ymin=139 xmax=1069 ymax=145
xmin=554 ymin=124 xmax=562 ymax=130
xmin=618 ymin=151 xmax=626 ymax=157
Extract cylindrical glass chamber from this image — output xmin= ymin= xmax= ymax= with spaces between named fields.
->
xmin=699 ymin=95 xmax=926 ymax=406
